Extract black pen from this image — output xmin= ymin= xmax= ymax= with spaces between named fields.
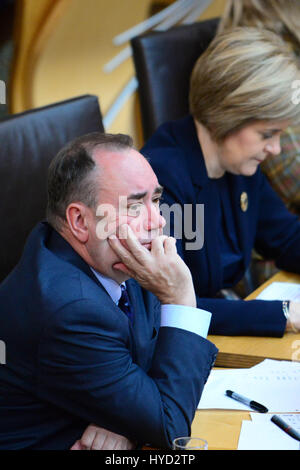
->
xmin=225 ymin=390 xmax=268 ymax=413
xmin=271 ymin=415 xmax=300 ymax=442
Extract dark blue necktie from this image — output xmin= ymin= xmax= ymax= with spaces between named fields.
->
xmin=118 ymin=284 xmax=134 ymax=324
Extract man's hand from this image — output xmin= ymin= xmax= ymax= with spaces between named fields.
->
xmin=286 ymin=302 xmax=300 ymax=332
xmin=70 ymin=424 xmax=135 ymax=450
xmin=108 ymin=224 xmax=196 ymax=308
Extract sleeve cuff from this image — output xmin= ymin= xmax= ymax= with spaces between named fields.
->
xmin=160 ymin=304 xmax=212 ymax=338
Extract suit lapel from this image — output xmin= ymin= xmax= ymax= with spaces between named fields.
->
xmin=126 ymin=279 xmax=159 ymax=371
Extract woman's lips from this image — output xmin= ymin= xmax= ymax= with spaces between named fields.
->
xmin=254 ymin=156 xmax=266 ymax=163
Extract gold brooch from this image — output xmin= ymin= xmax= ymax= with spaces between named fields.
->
xmin=240 ymin=192 xmax=248 ymax=212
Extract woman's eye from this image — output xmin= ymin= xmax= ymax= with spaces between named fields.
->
xmin=262 ymin=133 xmax=273 ymax=140
xmin=261 ymin=130 xmax=282 ymax=140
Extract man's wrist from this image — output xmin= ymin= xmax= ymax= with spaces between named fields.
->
xmin=160 ymin=304 xmax=212 ymax=338
xmin=159 ymin=290 xmax=196 ymax=308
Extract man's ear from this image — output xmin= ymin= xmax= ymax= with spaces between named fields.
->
xmin=66 ymin=203 xmax=89 ymax=243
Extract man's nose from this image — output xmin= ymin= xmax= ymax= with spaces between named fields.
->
xmin=144 ymin=205 xmax=166 ymax=231
xmin=265 ymin=136 xmax=281 ymax=156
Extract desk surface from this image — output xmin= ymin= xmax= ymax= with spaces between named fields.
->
xmin=192 ymin=410 xmax=251 ymax=450
xmin=208 ymin=271 xmax=300 ymax=368
xmin=193 ymin=271 xmax=300 ymax=450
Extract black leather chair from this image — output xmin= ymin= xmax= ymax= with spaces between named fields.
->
xmin=131 ymin=19 xmax=260 ymax=297
xmin=131 ymin=18 xmax=219 ymax=141
xmin=0 ymin=95 xmax=104 ymax=282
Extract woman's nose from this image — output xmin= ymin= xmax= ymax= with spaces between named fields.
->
xmin=265 ymin=136 xmax=281 ymax=155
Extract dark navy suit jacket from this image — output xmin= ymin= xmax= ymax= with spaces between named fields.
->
xmin=142 ymin=115 xmax=300 ymax=337
xmin=0 ymin=222 xmax=217 ymax=449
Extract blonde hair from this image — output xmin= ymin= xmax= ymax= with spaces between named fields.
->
xmin=189 ymin=27 xmax=300 ymax=142
xmin=217 ymin=0 xmax=300 ymax=52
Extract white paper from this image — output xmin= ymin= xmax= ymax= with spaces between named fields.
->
xmin=238 ymin=418 xmax=300 ymax=450
xmin=198 ymin=369 xmax=253 ymax=411
xmin=198 ymin=360 xmax=300 ymax=412
xmin=250 ymin=412 xmax=300 ymax=431
xmin=256 ymin=282 xmax=300 ymax=301
xmin=251 ymin=359 xmax=299 ymax=371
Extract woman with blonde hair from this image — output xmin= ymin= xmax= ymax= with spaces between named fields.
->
xmin=218 ymin=0 xmax=300 ymax=50
xmin=142 ymin=27 xmax=300 ymax=336
xmin=218 ymin=0 xmax=300 ymax=214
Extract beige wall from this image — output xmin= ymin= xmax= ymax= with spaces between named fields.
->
xmin=12 ymin=0 xmax=226 ymax=146
xmin=11 ymin=0 xmax=60 ymax=112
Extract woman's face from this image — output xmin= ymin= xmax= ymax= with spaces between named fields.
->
xmin=216 ymin=121 xmax=290 ymax=176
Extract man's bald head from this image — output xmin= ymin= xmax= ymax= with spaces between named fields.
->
xmin=47 ymin=132 xmax=134 ymax=232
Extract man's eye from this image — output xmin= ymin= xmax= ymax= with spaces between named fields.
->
xmin=127 ymin=204 xmax=142 ymax=216
xmin=152 ymin=197 xmax=162 ymax=205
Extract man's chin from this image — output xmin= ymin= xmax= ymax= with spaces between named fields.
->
xmin=111 ymin=263 xmax=131 ymax=283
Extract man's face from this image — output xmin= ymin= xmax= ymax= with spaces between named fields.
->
xmin=86 ymin=148 xmax=165 ymax=282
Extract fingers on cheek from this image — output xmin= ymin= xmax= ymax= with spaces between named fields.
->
xmin=119 ymin=238 xmax=130 ymax=251
xmin=119 ymin=253 xmax=133 ymax=268
xmin=108 ymin=237 xmax=128 ymax=258
xmin=109 ymin=235 xmax=131 ymax=255
xmin=165 ymin=236 xmax=176 ymax=247
xmin=164 ymin=237 xmax=177 ymax=254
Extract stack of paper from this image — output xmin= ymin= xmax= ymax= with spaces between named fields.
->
xmin=198 ymin=359 xmax=300 ymax=412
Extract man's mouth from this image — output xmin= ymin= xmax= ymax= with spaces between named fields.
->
xmin=141 ymin=242 xmax=152 ymax=251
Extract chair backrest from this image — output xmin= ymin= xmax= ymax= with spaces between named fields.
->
xmin=131 ymin=18 xmax=218 ymax=141
xmin=0 ymin=94 xmax=104 ymax=281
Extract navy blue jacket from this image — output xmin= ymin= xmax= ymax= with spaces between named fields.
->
xmin=0 ymin=222 xmax=217 ymax=449
xmin=142 ymin=115 xmax=300 ymax=337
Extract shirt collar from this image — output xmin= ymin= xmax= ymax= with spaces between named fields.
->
xmin=90 ymin=267 xmax=124 ymax=304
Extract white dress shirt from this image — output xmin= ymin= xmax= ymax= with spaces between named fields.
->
xmin=90 ymin=268 xmax=211 ymax=339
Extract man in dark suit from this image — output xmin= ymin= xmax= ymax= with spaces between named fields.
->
xmin=0 ymin=132 xmax=217 ymax=450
